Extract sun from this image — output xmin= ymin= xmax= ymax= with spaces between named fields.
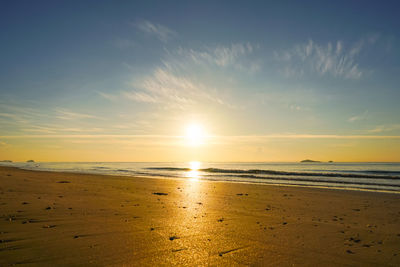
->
xmin=185 ymin=123 xmax=206 ymax=146
xmin=189 ymin=161 xmax=201 ymax=170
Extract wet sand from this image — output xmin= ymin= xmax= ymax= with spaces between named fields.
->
xmin=1 ymin=166 xmax=400 ymax=266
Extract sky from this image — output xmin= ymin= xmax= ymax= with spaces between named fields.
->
xmin=1 ymin=0 xmax=400 ymax=162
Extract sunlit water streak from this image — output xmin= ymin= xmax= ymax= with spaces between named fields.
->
xmin=1 ymin=161 xmax=400 ymax=193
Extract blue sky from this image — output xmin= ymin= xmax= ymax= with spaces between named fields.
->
xmin=1 ymin=1 xmax=400 ymax=161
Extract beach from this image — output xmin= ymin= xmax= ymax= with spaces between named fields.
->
xmin=1 ymin=166 xmax=400 ymax=266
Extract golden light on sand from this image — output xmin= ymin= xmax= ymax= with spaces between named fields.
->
xmin=185 ymin=123 xmax=206 ymax=146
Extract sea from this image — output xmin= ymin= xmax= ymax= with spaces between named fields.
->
xmin=1 ymin=161 xmax=400 ymax=193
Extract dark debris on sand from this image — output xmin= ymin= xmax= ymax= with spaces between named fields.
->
xmin=153 ymin=192 xmax=168 ymax=196
xmin=172 ymin=248 xmax=187 ymax=252
xmin=22 ymin=219 xmax=41 ymax=224
xmin=74 ymin=235 xmax=88 ymax=239
xmin=349 ymin=237 xmax=361 ymax=243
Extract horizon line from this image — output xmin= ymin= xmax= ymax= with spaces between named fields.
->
xmin=1 ymin=134 xmax=400 ymax=139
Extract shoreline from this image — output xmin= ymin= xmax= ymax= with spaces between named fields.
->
xmin=1 ymin=166 xmax=400 ymax=266
xmin=3 ymin=164 xmax=400 ymax=195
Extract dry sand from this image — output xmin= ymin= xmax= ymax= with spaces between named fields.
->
xmin=1 ymin=166 xmax=400 ymax=266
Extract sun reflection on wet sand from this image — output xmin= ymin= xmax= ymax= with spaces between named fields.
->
xmin=186 ymin=161 xmax=201 ymax=181
xmin=187 ymin=170 xmax=199 ymax=181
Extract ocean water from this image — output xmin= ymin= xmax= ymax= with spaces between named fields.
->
xmin=1 ymin=161 xmax=400 ymax=193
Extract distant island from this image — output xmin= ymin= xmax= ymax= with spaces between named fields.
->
xmin=26 ymin=160 xmax=35 ymax=163
xmin=0 ymin=160 xmax=12 ymax=162
xmin=300 ymin=159 xmax=321 ymax=163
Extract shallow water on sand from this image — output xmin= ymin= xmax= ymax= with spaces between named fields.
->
xmin=2 ymin=161 xmax=400 ymax=192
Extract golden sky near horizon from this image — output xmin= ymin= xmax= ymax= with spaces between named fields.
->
xmin=1 ymin=129 xmax=400 ymax=162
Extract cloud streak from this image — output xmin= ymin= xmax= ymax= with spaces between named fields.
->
xmin=123 ymin=67 xmax=226 ymax=109
xmin=100 ymin=42 xmax=259 ymax=113
xmin=136 ymin=20 xmax=177 ymax=42
xmin=55 ymin=109 xmax=99 ymax=120
xmin=97 ymin=91 xmax=117 ymax=101
xmin=275 ymin=38 xmax=375 ymax=79
xmin=119 ymin=42 xmax=259 ymax=110
xmin=348 ymin=111 xmax=368 ymax=122
xmin=124 ymin=68 xmax=197 ymax=108
xmin=176 ymin=42 xmax=259 ymax=72
xmin=367 ymin=124 xmax=400 ymax=133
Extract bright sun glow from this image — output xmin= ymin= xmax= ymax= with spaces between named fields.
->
xmin=189 ymin=161 xmax=201 ymax=170
xmin=185 ymin=123 xmax=206 ymax=146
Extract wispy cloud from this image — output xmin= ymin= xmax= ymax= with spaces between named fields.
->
xmin=367 ymin=124 xmax=400 ymax=133
xmin=348 ymin=110 xmax=368 ymax=122
xmin=136 ymin=20 xmax=177 ymax=42
xmin=122 ymin=65 xmax=229 ymax=110
xmin=21 ymin=126 xmax=104 ymax=134
xmin=120 ymin=42 xmax=259 ymax=110
xmin=97 ymin=91 xmax=117 ymax=101
xmin=100 ymin=42 xmax=258 ymax=112
xmin=55 ymin=109 xmax=99 ymax=120
xmin=176 ymin=42 xmax=259 ymax=72
xmin=0 ymin=103 xmax=50 ymax=123
xmin=0 ymin=102 xmax=52 ymax=131
xmin=123 ymin=91 xmax=158 ymax=103
xmin=21 ymin=125 xmax=58 ymax=134
xmin=125 ymin=68 xmax=200 ymax=108
xmin=0 ymin=112 xmax=21 ymax=120
xmin=1 ymin=100 xmax=110 ymax=136
xmin=275 ymin=37 xmax=377 ymax=79
xmin=216 ymin=134 xmax=400 ymax=143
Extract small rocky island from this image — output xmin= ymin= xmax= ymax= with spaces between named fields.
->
xmin=300 ymin=159 xmax=321 ymax=163
xmin=26 ymin=160 xmax=35 ymax=163
xmin=0 ymin=160 xmax=12 ymax=162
